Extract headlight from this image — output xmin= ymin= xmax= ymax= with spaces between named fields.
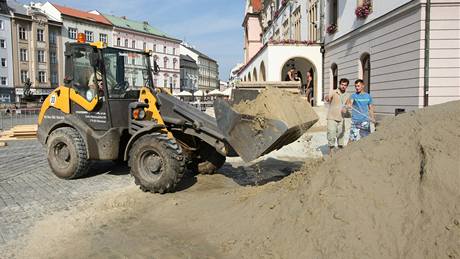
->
xmin=132 ymin=108 xmax=146 ymax=120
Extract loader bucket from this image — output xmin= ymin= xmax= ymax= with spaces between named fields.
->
xmin=214 ymin=87 xmax=319 ymax=162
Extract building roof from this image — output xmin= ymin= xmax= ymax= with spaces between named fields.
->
xmin=183 ymin=44 xmax=216 ymax=63
xmin=103 ymin=13 xmax=179 ymax=41
xmin=180 ymin=54 xmax=199 ymax=69
xmin=7 ymin=0 xmax=27 ymax=15
xmin=52 ymin=3 xmax=111 ymax=25
xmin=251 ymin=0 xmax=262 ymax=12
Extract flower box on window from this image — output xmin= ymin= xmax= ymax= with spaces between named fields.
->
xmin=355 ymin=0 xmax=372 ymax=19
xmin=281 ymin=0 xmax=289 ymax=7
xmin=326 ymin=24 xmax=337 ymax=34
xmin=274 ymin=10 xmax=280 ymax=18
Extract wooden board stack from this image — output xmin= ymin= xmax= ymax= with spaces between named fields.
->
xmin=0 ymin=124 xmax=37 ymax=141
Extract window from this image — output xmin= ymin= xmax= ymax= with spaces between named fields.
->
xmin=50 ymin=52 xmax=57 ymax=64
xmin=51 ymin=72 xmax=58 ymax=85
xmin=361 ymin=53 xmax=371 ymax=92
xmin=68 ymin=27 xmax=77 ymax=39
xmin=20 ymin=49 xmax=28 ymax=61
xmin=143 ymin=42 xmax=147 ymax=51
xmin=153 ymin=44 xmax=156 ymax=52
xmin=163 ymin=58 xmax=167 ymax=69
xmin=331 ymin=63 xmax=338 ymax=90
xmin=163 ymin=46 xmax=167 ymax=53
xmin=0 ymin=20 xmax=3 ymax=30
xmin=164 ymin=79 xmax=167 ymax=87
xmin=132 ymin=40 xmax=136 ymax=49
xmin=38 ymin=71 xmax=46 ymax=83
xmin=49 ymin=31 xmax=57 ymax=44
xmin=172 ymin=48 xmax=175 ymax=55
xmin=117 ymin=37 xmax=121 ymax=46
xmin=20 ymin=70 xmax=28 ymax=83
xmin=0 ymin=77 xmax=6 ymax=86
xmin=38 ymin=50 xmax=45 ymax=63
xmin=37 ymin=29 xmax=44 ymax=42
xmin=0 ymin=39 xmax=5 ymax=48
xmin=19 ymin=27 xmax=27 ymax=40
xmin=124 ymin=39 xmax=128 ymax=47
xmin=308 ymin=3 xmax=318 ymax=41
xmin=1 ymin=58 xmax=6 ymax=67
xmin=173 ymin=59 xmax=177 ymax=69
xmin=330 ymin=0 xmax=338 ymax=25
xmin=85 ymin=30 xmax=94 ymax=42
xmin=99 ymin=33 xmax=107 ymax=43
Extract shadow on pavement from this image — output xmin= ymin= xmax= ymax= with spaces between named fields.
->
xmin=80 ymin=161 xmax=130 ymax=179
xmin=218 ymin=157 xmax=305 ymax=187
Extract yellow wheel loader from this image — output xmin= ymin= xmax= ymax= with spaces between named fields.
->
xmin=38 ymin=40 xmax=317 ymax=193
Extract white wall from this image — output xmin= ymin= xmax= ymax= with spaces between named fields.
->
xmin=325 ymin=0 xmax=412 ymax=42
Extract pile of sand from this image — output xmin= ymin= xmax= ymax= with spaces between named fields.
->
xmin=233 ymin=87 xmax=318 ymax=128
xmin=11 ymin=101 xmax=460 ymax=258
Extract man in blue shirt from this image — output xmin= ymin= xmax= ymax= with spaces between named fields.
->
xmin=347 ymin=79 xmax=375 ymax=141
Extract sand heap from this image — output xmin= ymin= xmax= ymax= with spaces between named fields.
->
xmin=11 ymin=101 xmax=460 ymax=259
xmin=233 ymin=87 xmax=318 ymax=129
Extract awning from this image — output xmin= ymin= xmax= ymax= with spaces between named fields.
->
xmin=174 ymin=91 xmax=193 ymax=97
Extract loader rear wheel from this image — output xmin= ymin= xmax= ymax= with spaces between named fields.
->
xmin=129 ymin=133 xmax=185 ymax=193
xmin=47 ymin=127 xmax=90 ymax=179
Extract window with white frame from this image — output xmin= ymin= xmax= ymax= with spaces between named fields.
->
xmin=85 ymin=31 xmax=94 ymax=42
xmin=153 ymin=44 xmax=156 ymax=52
xmin=38 ymin=71 xmax=46 ymax=83
xmin=124 ymin=39 xmax=128 ymax=47
xmin=37 ymin=29 xmax=44 ymax=42
xmin=329 ymin=0 xmax=338 ymax=26
xmin=132 ymin=40 xmax=136 ymax=49
xmin=163 ymin=79 xmax=167 ymax=87
xmin=38 ymin=50 xmax=45 ymax=63
xmin=172 ymin=48 xmax=175 ymax=55
xmin=20 ymin=70 xmax=28 ymax=83
xmin=20 ymin=49 xmax=27 ymax=61
xmin=19 ymin=27 xmax=27 ymax=40
xmin=0 ymin=20 xmax=4 ymax=30
xmin=163 ymin=45 xmax=167 ymax=53
xmin=68 ymin=27 xmax=77 ymax=39
xmin=143 ymin=42 xmax=147 ymax=50
xmin=117 ymin=37 xmax=121 ymax=46
xmin=1 ymin=58 xmax=6 ymax=67
xmin=0 ymin=39 xmax=5 ymax=48
xmin=50 ymin=52 xmax=57 ymax=64
xmin=99 ymin=33 xmax=107 ymax=43
xmin=0 ymin=77 xmax=6 ymax=86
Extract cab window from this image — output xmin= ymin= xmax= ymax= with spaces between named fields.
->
xmin=70 ymin=46 xmax=98 ymax=100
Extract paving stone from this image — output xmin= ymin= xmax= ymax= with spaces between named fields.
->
xmin=0 ymin=140 xmax=132 ymax=252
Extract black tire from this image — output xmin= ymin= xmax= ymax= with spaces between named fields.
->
xmin=129 ymin=133 xmax=185 ymax=193
xmin=47 ymin=127 xmax=90 ymax=179
xmin=190 ymin=144 xmax=226 ymax=175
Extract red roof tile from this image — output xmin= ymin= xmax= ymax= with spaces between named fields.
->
xmin=251 ymin=0 xmax=262 ymax=12
xmin=52 ymin=3 xmax=112 ymax=25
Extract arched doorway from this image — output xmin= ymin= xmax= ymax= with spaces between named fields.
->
xmin=260 ymin=62 xmax=266 ymax=81
xmin=281 ymin=57 xmax=317 ymax=105
xmin=360 ymin=53 xmax=370 ymax=92
xmin=253 ymin=67 xmax=258 ymax=81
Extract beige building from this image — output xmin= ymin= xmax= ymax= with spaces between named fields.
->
xmin=10 ymin=2 xmax=62 ymax=102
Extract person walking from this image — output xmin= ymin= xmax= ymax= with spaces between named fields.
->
xmin=347 ymin=79 xmax=375 ymax=141
xmin=305 ymin=71 xmax=314 ymax=105
xmin=325 ymin=78 xmax=351 ymax=153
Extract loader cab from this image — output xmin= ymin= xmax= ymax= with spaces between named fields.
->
xmin=64 ymin=42 xmax=154 ymax=130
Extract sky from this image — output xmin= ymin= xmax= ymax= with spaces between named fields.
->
xmin=28 ymin=0 xmax=246 ymax=81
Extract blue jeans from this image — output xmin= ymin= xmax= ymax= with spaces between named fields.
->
xmin=350 ymin=120 xmax=370 ymax=141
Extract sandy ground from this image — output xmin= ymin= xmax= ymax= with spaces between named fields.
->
xmin=7 ymin=101 xmax=460 ymax=259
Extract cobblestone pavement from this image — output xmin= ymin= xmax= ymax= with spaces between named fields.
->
xmin=0 ymin=140 xmax=132 ymax=252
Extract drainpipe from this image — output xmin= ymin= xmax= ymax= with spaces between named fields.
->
xmin=423 ymin=0 xmax=431 ymax=107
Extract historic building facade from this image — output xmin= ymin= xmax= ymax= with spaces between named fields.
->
xmin=0 ymin=0 xmax=13 ymax=103
xmin=323 ymin=0 xmax=460 ymax=117
xmin=181 ymin=43 xmax=219 ymax=91
xmin=10 ymin=1 xmax=63 ymax=102
xmin=102 ymin=14 xmax=181 ymax=94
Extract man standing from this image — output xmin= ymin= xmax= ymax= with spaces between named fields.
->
xmin=325 ymin=78 xmax=351 ymax=153
xmin=348 ymin=79 xmax=375 ymax=141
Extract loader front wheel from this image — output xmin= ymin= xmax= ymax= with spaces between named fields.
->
xmin=129 ymin=133 xmax=185 ymax=193
xmin=47 ymin=127 xmax=90 ymax=179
